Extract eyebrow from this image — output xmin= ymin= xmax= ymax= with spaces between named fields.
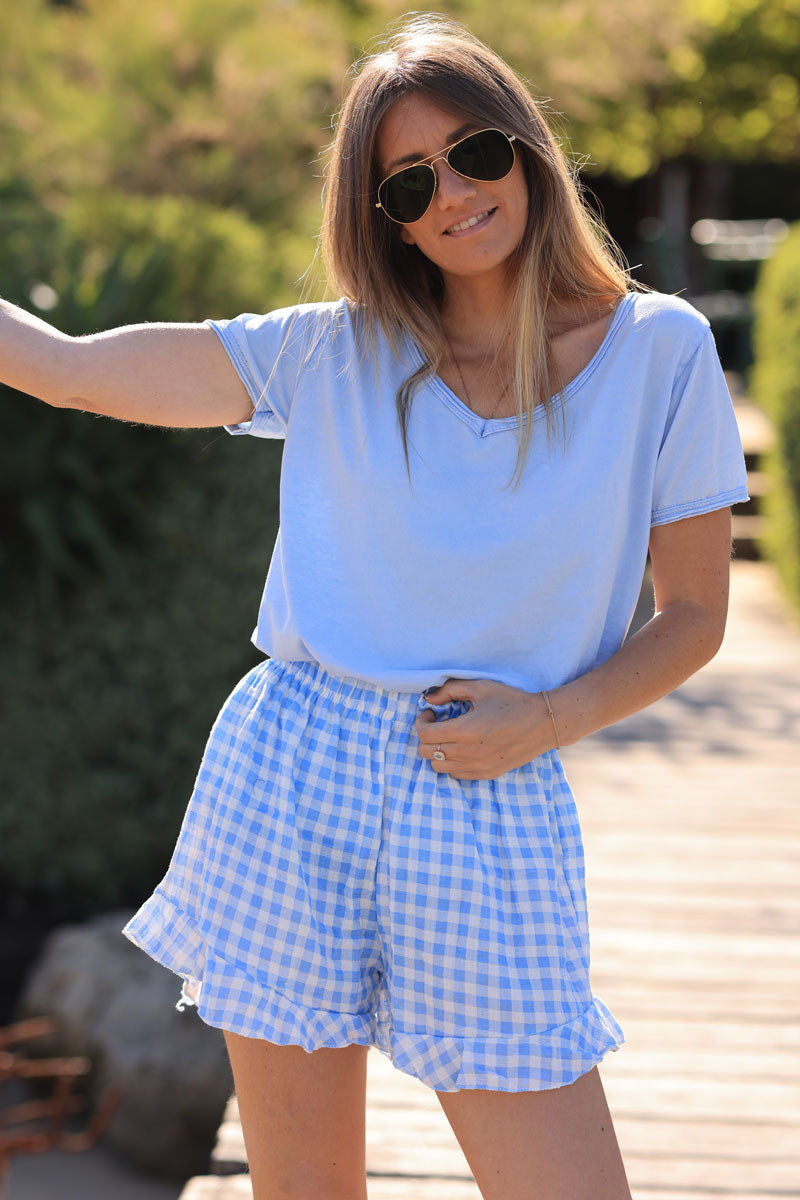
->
xmin=384 ymin=122 xmax=475 ymax=172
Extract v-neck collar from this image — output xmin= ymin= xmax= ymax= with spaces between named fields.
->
xmin=404 ymin=292 xmax=636 ymax=438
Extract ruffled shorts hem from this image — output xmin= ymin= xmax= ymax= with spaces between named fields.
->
xmin=123 ymin=893 xmax=625 ymax=1094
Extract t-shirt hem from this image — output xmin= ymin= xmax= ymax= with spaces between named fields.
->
xmin=205 ymin=319 xmax=261 ymax=404
xmin=206 ymin=318 xmax=282 ymax=436
xmin=650 ymin=486 xmax=749 ymax=527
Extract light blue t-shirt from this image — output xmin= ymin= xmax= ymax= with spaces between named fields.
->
xmin=206 ymin=291 xmax=749 ymax=694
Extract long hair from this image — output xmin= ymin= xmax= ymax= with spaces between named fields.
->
xmin=319 ymin=14 xmax=636 ymax=486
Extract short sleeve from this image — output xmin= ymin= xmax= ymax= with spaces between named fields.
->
xmin=651 ymin=327 xmax=750 ymax=526
xmin=205 ymin=306 xmax=310 ymax=439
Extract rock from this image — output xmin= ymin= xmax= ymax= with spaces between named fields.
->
xmin=15 ymin=911 xmax=232 ymax=1179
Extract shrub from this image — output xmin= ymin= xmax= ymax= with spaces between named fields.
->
xmin=0 ymin=188 xmax=303 ymax=917
xmin=752 ymin=223 xmax=800 ymax=609
xmin=0 ymin=424 xmax=282 ymax=914
xmin=0 ymin=187 xmax=311 ymax=605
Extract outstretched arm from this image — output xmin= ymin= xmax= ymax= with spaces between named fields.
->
xmin=0 ymin=297 xmax=253 ymax=428
xmin=414 ymin=507 xmax=732 ymax=779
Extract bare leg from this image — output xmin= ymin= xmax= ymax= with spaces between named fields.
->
xmin=224 ymin=1031 xmax=369 ymax=1200
xmin=436 ymin=1066 xmax=631 ymax=1200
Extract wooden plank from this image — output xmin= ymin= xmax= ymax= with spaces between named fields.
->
xmin=581 ymin=831 xmax=800 ymax=861
xmin=586 ymin=901 xmax=800 ymax=936
xmin=624 ymin=1153 xmax=800 ymax=1193
xmin=614 ymin=1017 xmax=800 ymax=1050
xmin=366 ymin=1182 xmax=480 ymax=1199
xmin=179 ymin=1177 xmax=252 ymax=1200
xmin=588 ymin=986 xmax=797 ymax=1024
xmin=733 ymin=398 xmax=775 ymax=454
xmin=211 ymin=1096 xmax=247 ymax=1174
xmin=731 ymin=512 xmax=766 ymax=541
xmin=740 ymin=468 xmax=772 ymax=497
xmin=612 ymin=1115 xmax=800 ymax=1159
xmin=592 ymin=927 xmax=800 ymax=967
xmin=620 ymin=1193 xmax=781 ymax=1200
xmin=600 ymin=1074 xmax=800 ymax=1123
xmin=597 ymin=1046 xmax=799 ymax=1083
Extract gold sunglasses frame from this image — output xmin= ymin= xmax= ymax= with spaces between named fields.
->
xmin=375 ymin=128 xmax=517 ymax=225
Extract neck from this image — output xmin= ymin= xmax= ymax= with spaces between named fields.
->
xmin=440 ymin=268 xmax=514 ymax=353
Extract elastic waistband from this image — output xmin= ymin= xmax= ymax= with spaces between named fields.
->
xmin=264 ymin=658 xmax=468 ymax=722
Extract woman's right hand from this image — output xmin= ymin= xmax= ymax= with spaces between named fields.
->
xmin=0 ymin=296 xmax=253 ymax=429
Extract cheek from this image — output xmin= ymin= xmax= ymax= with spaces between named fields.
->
xmin=511 ymin=170 xmax=530 ymax=223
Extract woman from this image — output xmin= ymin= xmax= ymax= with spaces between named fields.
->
xmin=1 ymin=15 xmax=748 ymax=1200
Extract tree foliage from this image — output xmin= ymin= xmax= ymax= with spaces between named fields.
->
xmin=449 ymin=0 xmax=800 ymax=178
xmin=1 ymin=0 xmax=797 ymax=212
xmin=0 ymin=0 xmax=350 ymax=227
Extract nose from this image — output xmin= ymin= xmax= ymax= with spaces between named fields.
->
xmin=431 ymin=155 xmax=478 ymax=209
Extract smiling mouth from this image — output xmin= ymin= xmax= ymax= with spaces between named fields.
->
xmin=444 ymin=208 xmax=497 ymax=235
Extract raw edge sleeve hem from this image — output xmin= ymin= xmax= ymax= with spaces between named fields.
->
xmin=650 ymin=486 xmax=750 ymax=528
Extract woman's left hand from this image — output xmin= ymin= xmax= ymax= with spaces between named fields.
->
xmin=414 ymin=678 xmax=556 ymax=780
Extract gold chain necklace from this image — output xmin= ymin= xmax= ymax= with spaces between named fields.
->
xmin=444 ymin=332 xmax=511 ymax=421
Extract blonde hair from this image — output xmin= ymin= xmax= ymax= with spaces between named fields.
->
xmin=319 ymin=14 xmax=636 ymax=486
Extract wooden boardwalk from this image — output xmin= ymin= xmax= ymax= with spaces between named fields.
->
xmin=182 ymin=558 xmax=800 ymax=1199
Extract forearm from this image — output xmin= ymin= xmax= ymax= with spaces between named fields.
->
xmin=417 ymin=512 xmax=733 ymax=778
xmin=551 ymin=599 xmax=726 ymax=747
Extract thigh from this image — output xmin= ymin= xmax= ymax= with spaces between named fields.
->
xmin=224 ymin=1032 xmax=369 ymax=1200
xmin=436 ymin=1067 xmax=632 ymax=1200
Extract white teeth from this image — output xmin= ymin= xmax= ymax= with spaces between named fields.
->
xmin=446 ymin=209 xmax=492 ymax=234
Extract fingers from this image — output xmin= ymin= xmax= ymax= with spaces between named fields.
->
xmin=414 ymin=713 xmax=448 ymax=742
xmin=416 ymin=732 xmax=448 ymax=761
xmin=415 ymin=680 xmax=487 ymax=775
xmin=417 ymin=737 xmax=481 ymax=776
xmin=425 ymin=677 xmax=501 ymax=706
xmin=423 ymin=678 xmax=473 ymax=705
xmin=414 ymin=708 xmax=474 ymax=743
xmin=416 ymin=732 xmax=457 ymax=771
xmin=416 ymin=732 xmax=498 ymax=779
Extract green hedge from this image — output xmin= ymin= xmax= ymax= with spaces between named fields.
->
xmin=0 ymin=421 xmax=281 ymax=911
xmin=752 ymin=223 xmax=800 ymax=609
xmin=0 ymin=189 xmax=299 ymax=918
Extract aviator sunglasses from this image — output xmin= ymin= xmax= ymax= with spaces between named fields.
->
xmin=375 ymin=128 xmax=517 ymax=225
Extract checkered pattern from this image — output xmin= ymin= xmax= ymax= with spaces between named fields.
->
xmin=124 ymin=659 xmax=624 ymax=1091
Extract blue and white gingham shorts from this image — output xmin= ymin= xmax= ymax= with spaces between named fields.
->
xmin=123 ymin=658 xmax=624 ymax=1092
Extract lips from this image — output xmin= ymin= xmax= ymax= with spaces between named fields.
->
xmin=443 ymin=207 xmax=497 ymax=235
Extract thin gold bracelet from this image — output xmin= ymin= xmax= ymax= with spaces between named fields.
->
xmin=540 ymin=690 xmax=561 ymax=748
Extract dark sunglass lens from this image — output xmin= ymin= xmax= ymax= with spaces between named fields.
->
xmin=381 ymin=164 xmax=435 ymax=223
xmin=450 ymin=130 xmax=514 ymax=181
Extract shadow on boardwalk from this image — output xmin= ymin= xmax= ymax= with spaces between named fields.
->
xmin=601 ymin=562 xmax=800 ymax=758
